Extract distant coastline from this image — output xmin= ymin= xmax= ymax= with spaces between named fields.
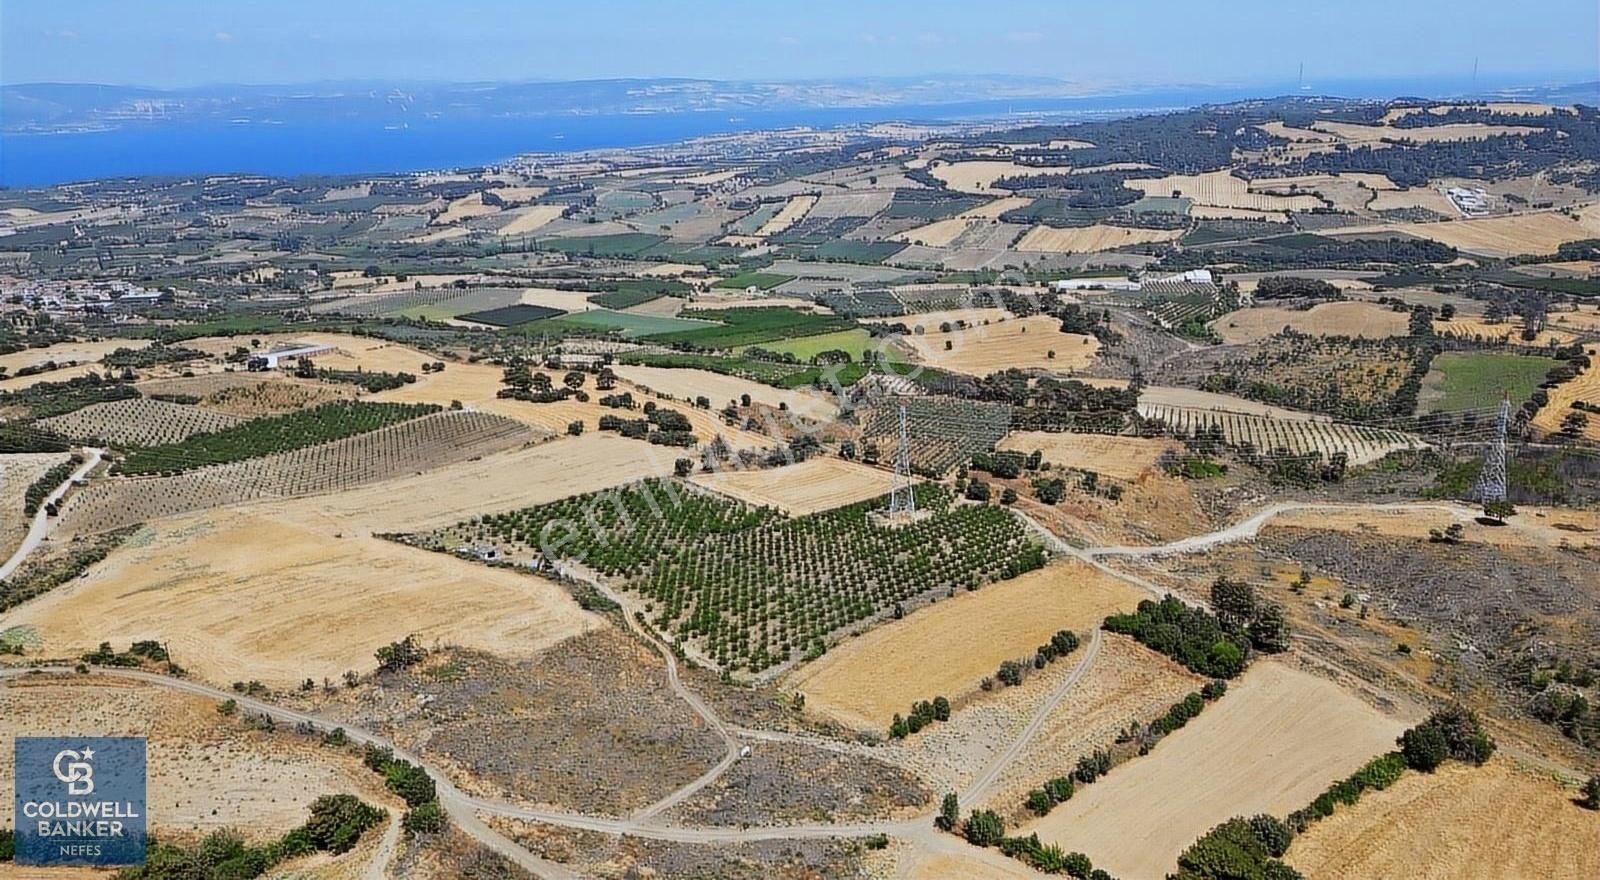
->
xmin=3 ymin=75 xmax=1591 ymax=187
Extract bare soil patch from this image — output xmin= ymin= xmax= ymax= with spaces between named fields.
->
xmin=998 ymin=433 xmax=1177 ymax=481
xmin=1015 ymin=224 xmax=1182 ymax=254
xmin=1212 ymin=301 xmax=1412 ymax=344
xmin=661 ymin=741 xmax=929 ymax=826
xmin=901 ymin=315 xmax=1099 ymax=375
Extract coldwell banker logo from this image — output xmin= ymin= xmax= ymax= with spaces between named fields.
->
xmin=14 ymin=736 xmax=146 ymax=866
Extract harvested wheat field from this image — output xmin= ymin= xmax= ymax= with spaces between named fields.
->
xmin=1267 ymin=504 xmax=1600 ymax=552
xmin=691 ymin=457 xmax=888 ymax=516
xmin=611 ymin=364 xmax=839 ymax=420
xmin=431 ymin=191 xmax=500 ymax=225
xmin=494 ymin=203 xmax=567 ymax=236
xmin=902 ymin=315 xmax=1099 ymax=375
xmin=753 ymin=194 xmax=817 ymax=237
xmin=998 ymin=433 xmax=1178 ymax=481
xmin=1533 ymin=347 xmax=1600 ymax=441
xmin=1369 ymin=186 xmax=1461 ymax=216
xmin=1130 ymin=170 xmax=1323 ymax=212
xmin=10 ymin=505 xmax=603 ymax=686
xmin=0 ymin=676 xmax=386 ymax=842
xmin=786 ymin=559 xmax=1145 ymax=730
xmin=928 ymin=161 xmax=1042 ymax=194
xmin=1015 ymin=223 xmax=1182 ymax=254
xmin=0 ymin=339 xmax=148 ymax=375
xmin=1287 ymin=759 xmax=1600 ymax=880
xmin=1311 ymin=120 xmax=1543 ymax=145
xmin=1346 ymin=211 xmax=1596 ymax=258
xmin=1023 ymin=661 xmax=1409 ymax=880
xmin=1211 ymin=301 xmax=1411 ymax=344
xmin=518 ymin=286 xmax=600 ymax=313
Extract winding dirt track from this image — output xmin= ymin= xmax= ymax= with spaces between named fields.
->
xmin=0 ymin=498 xmax=1543 ymax=877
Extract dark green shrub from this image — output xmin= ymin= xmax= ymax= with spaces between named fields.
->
xmin=964 ymin=809 xmax=1005 ymax=847
xmin=402 ymin=801 xmax=446 ymax=836
xmin=1399 ymin=723 xmax=1449 ymax=772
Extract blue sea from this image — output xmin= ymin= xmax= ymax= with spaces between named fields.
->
xmin=0 ymin=76 xmax=1541 ymax=187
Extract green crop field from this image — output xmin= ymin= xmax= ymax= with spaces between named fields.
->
xmin=1422 ymin=352 xmax=1560 ymax=413
xmin=810 ymin=240 xmax=908 ymax=263
xmin=649 ymin=307 xmax=855 ymax=349
xmin=417 ymin=480 xmax=1046 ymax=673
xmin=529 ymin=308 xmax=720 ymax=338
xmin=746 ymin=328 xmax=882 ymax=362
xmin=459 ymin=304 xmax=567 ymax=327
xmin=713 ymin=271 xmax=793 ymax=290
xmin=538 ymin=233 xmax=668 ymax=257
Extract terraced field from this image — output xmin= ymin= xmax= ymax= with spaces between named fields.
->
xmin=59 ymin=411 xmax=540 ymax=535
xmin=39 ymin=398 xmax=246 ymax=446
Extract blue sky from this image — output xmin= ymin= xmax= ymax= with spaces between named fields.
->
xmin=4 ymin=0 xmax=1596 ymax=89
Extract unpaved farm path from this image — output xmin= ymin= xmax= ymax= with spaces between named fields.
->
xmin=0 ymin=447 xmax=102 ymax=581
xmin=0 ymin=498 xmax=1545 ymax=878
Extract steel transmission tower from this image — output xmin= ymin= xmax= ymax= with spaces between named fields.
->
xmin=1472 ymin=393 xmax=1510 ymax=502
xmin=887 ymin=405 xmax=916 ymax=516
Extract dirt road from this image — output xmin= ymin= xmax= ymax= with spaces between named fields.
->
xmin=0 ymin=448 xmax=102 ymax=581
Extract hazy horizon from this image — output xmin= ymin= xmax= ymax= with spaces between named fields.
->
xmin=4 ymin=0 xmax=1596 ymax=91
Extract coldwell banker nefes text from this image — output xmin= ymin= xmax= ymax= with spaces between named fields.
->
xmin=14 ymin=736 xmax=147 ymax=866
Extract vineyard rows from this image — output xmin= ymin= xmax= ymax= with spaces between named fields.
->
xmin=1139 ymin=403 xmax=1425 ymax=464
xmin=309 ymin=287 xmax=471 ymax=316
xmin=423 ymin=480 xmax=1046 ymax=674
xmin=39 ymin=398 xmax=246 ymax=447
xmin=59 ymin=411 xmax=537 ymax=535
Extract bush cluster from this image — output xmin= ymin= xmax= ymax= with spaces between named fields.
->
xmin=361 ymin=744 xmax=447 ymax=838
xmin=998 ymin=833 xmax=1115 ymax=878
xmin=1173 ymin=815 xmax=1300 ymax=880
xmin=889 ymin=695 xmax=951 ymax=739
xmin=1103 ymin=595 xmax=1252 ymax=679
xmin=113 ymin=795 xmax=385 ymax=879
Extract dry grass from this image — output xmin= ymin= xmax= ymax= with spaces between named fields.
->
xmin=1267 ymin=505 xmax=1600 ymax=552
xmin=9 ymin=505 xmax=602 ymax=687
xmin=998 ymin=433 xmax=1178 ymax=481
xmin=753 ymin=194 xmax=817 ymax=237
xmin=1370 ymin=186 xmax=1461 ymax=215
xmin=690 ymin=457 xmax=888 ymax=516
xmin=1211 ymin=301 xmax=1412 ymax=344
xmin=863 ymin=307 xmax=1013 ymax=333
xmin=785 ymin=560 xmax=1145 ymax=730
xmin=893 ymin=197 xmax=1033 ymax=246
xmin=1286 ymin=759 xmax=1600 ymax=880
xmin=901 ymin=315 xmax=1100 ymax=375
xmin=0 ymin=676 xmax=388 ymax=842
xmin=611 ymin=364 xmax=839 ymax=421
xmin=1015 ymin=224 xmax=1182 ymax=253
xmin=430 ymin=192 xmax=500 ymax=225
xmin=1139 ymin=385 xmax=1326 ymax=419
xmin=0 ymin=452 xmax=70 ymax=557
xmin=1023 ymin=661 xmax=1410 ymax=880
xmin=1311 ymin=120 xmax=1542 ymax=145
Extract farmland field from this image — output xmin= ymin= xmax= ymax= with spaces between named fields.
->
xmin=743 ymin=328 xmax=881 ymax=363
xmin=416 ymin=481 xmax=1047 ymax=673
xmin=1138 ymin=402 xmax=1423 ymax=464
xmin=1531 ymin=345 xmax=1600 ymax=440
xmin=785 ymin=559 xmax=1145 ymax=729
xmin=60 ymin=410 xmax=537 ymax=534
xmin=536 ymin=308 xmax=720 ymax=338
xmin=1286 ymin=760 xmax=1600 ymax=880
xmin=113 ymin=400 xmax=441 ymax=475
xmin=901 ymin=315 xmax=1100 ymax=375
xmin=998 ymin=432 xmax=1178 ymax=481
xmin=0 ymin=452 xmax=72 ymax=557
xmin=457 ymin=303 xmax=566 ymax=326
xmin=1419 ymin=351 xmax=1560 ymax=413
xmin=1022 ymin=661 xmax=1410 ymax=880
xmin=11 ymin=504 xmax=601 ymax=686
xmin=39 ymin=397 xmax=246 ymax=446
xmin=753 ymin=194 xmax=816 ymax=236
xmin=611 ymin=364 xmax=839 ymax=420
xmin=1339 ymin=210 xmax=1600 ymax=258
xmin=1211 ymin=301 xmax=1411 ymax=344
xmin=690 ymin=457 xmax=888 ymax=515
xmin=1129 ymin=170 xmax=1324 ymax=212
xmin=713 ymin=271 xmax=793 ymax=290
xmin=1015 ymin=224 xmax=1181 ymax=253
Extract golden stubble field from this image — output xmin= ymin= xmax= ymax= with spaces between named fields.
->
xmin=1211 ymin=300 xmax=1412 ymax=344
xmin=7 ymin=502 xmax=604 ymax=687
xmin=1014 ymin=224 xmax=1182 ymax=254
xmin=1285 ymin=759 xmax=1600 ymax=880
xmin=785 ymin=559 xmax=1146 ymax=730
xmin=690 ymin=457 xmax=889 ymax=515
xmin=901 ymin=315 xmax=1099 ymax=375
xmin=611 ymin=364 xmax=839 ymax=421
xmin=1021 ymin=661 xmax=1410 ymax=879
